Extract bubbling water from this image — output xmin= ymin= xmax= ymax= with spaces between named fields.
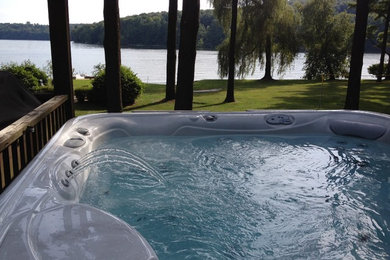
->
xmin=80 ymin=135 xmax=390 ymax=260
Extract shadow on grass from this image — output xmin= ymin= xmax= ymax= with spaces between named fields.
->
xmin=75 ymin=99 xmax=170 ymax=113
xmin=193 ymin=101 xmax=226 ymax=109
xmin=124 ymin=99 xmax=169 ymax=111
xmin=264 ymin=81 xmax=348 ymax=110
xmin=265 ymin=80 xmax=390 ymax=113
xmin=74 ymin=102 xmax=106 ymax=112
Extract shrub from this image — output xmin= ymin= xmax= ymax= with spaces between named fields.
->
xmin=1 ymin=60 xmax=48 ymax=90
xmin=22 ymin=60 xmax=49 ymax=85
xmin=89 ymin=65 xmax=143 ymax=107
xmin=75 ymin=89 xmax=87 ymax=103
xmin=368 ymin=63 xmax=389 ymax=78
xmin=74 ymin=84 xmax=92 ymax=103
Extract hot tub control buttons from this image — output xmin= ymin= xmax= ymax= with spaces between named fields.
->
xmin=265 ymin=114 xmax=294 ymax=125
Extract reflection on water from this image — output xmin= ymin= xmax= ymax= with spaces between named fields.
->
xmin=0 ymin=39 xmax=381 ymax=83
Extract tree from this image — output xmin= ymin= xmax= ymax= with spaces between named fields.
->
xmin=225 ymin=0 xmax=238 ymax=103
xmin=344 ymin=0 xmax=370 ymax=110
xmin=300 ymin=0 xmax=354 ymax=80
xmin=215 ymin=0 xmax=300 ymax=81
xmin=174 ymin=0 xmax=200 ymax=110
xmin=210 ymin=0 xmax=238 ymax=102
xmin=166 ymin=0 xmax=177 ymax=101
xmin=372 ymin=0 xmax=390 ymax=81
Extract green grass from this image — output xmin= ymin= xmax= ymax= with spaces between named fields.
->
xmin=74 ymin=79 xmax=390 ymax=116
xmin=73 ymin=79 xmax=93 ymax=90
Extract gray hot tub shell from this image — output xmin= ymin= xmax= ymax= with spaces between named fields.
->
xmin=0 ymin=110 xmax=389 ymax=259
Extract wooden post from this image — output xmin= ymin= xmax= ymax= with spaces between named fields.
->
xmin=166 ymin=0 xmax=178 ymax=101
xmin=104 ymin=0 xmax=123 ymax=112
xmin=344 ymin=0 xmax=369 ymax=110
xmin=47 ymin=0 xmax=75 ymax=119
xmin=174 ymin=0 xmax=200 ymax=110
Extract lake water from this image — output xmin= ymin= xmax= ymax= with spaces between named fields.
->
xmin=0 ymin=39 xmax=380 ymax=83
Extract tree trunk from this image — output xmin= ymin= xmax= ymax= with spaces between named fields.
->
xmin=345 ymin=0 xmax=369 ymax=110
xmin=166 ymin=0 xmax=177 ymax=101
xmin=262 ymin=35 xmax=273 ymax=81
xmin=386 ymin=53 xmax=390 ymax=80
xmin=174 ymin=0 xmax=200 ymax=110
xmin=224 ymin=0 xmax=238 ymax=103
xmin=327 ymin=60 xmax=336 ymax=80
xmin=104 ymin=0 xmax=122 ymax=112
xmin=377 ymin=1 xmax=390 ymax=82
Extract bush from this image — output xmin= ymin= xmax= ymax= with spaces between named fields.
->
xmin=89 ymin=65 xmax=143 ymax=107
xmin=368 ymin=63 xmax=389 ymax=78
xmin=74 ymin=89 xmax=85 ymax=103
xmin=74 ymin=84 xmax=92 ymax=103
xmin=1 ymin=60 xmax=48 ymax=90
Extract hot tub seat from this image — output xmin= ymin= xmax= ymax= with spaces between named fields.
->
xmin=0 ymin=204 xmax=157 ymax=260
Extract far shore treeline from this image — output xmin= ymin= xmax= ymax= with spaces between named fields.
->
xmin=0 ymin=10 xmax=225 ymax=50
xmin=0 ymin=3 xmax=381 ymax=52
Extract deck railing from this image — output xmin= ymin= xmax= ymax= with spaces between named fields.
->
xmin=0 ymin=95 xmax=68 ymax=193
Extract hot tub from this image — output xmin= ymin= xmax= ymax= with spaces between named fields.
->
xmin=0 ymin=110 xmax=389 ymax=259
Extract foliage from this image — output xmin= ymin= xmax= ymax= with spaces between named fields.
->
xmin=89 ymin=65 xmax=144 ymax=107
xmin=198 ymin=10 xmax=226 ymax=49
xmin=74 ymin=84 xmax=92 ymax=103
xmin=43 ymin=60 xmax=53 ymax=79
xmin=368 ymin=0 xmax=390 ymax=81
xmin=290 ymin=0 xmax=352 ymax=13
xmin=71 ymin=22 xmax=104 ymax=44
xmin=121 ymin=12 xmax=168 ymax=48
xmin=214 ymin=0 xmax=300 ymax=79
xmin=0 ymin=22 xmax=49 ymax=40
xmin=0 ymin=60 xmax=48 ymax=90
xmin=368 ymin=63 xmax=389 ymax=77
xmin=300 ymin=0 xmax=354 ymax=80
xmin=92 ymin=63 xmax=105 ymax=75
xmin=33 ymin=85 xmax=54 ymax=93
xmin=71 ymin=10 xmax=224 ymax=50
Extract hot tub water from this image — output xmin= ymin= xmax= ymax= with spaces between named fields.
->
xmin=78 ymin=135 xmax=390 ymax=259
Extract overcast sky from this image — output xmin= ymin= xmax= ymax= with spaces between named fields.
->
xmin=0 ymin=0 xmax=211 ymax=24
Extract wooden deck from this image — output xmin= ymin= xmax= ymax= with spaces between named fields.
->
xmin=0 ymin=95 xmax=68 ymax=193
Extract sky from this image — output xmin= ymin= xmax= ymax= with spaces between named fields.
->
xmin=0 ymin=0 xmax=211 ymax=24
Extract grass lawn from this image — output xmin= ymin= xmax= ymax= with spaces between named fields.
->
xmin=74 ymin=79 xmax=390 ymax=116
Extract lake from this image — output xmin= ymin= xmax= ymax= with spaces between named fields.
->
xmin=0 ymin=39 xmax=380 ymax=83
